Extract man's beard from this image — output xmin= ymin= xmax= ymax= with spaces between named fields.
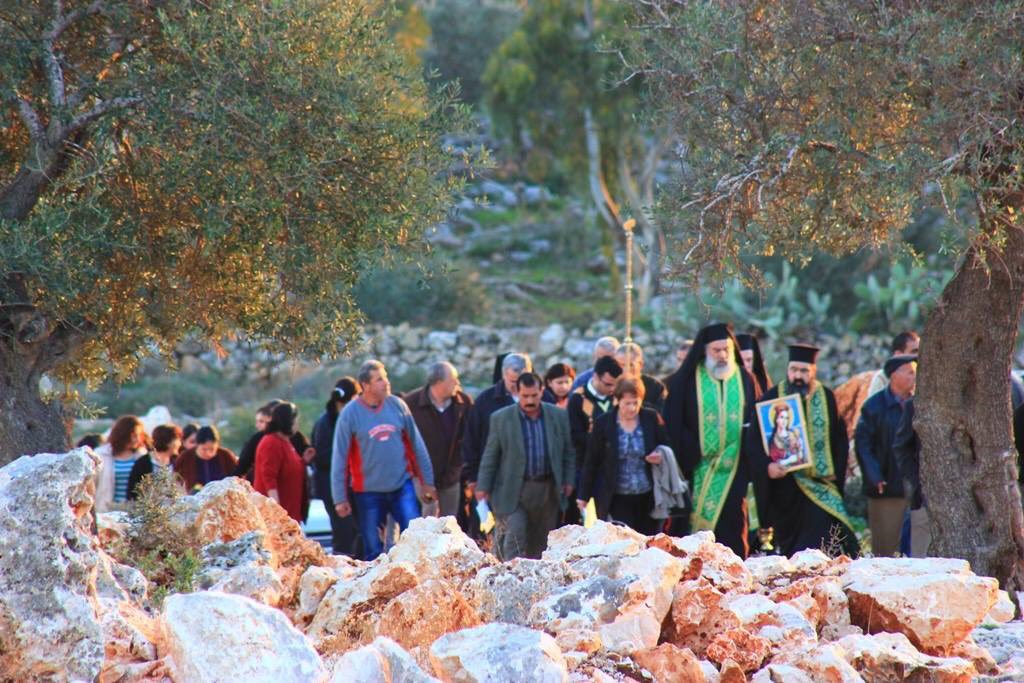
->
xmin=790 ymin=378 xmax=810 ymax=396
xmin=705 ymin=356 xmax=736 ymax=381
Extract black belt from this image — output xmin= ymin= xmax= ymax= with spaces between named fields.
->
xmin=523 ymin=474 xmax=553 ymax=482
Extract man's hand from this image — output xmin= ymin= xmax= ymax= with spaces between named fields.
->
xmin=644 ymin=450 xmax=663 ymax=465
xmin=421 ymin=484 xmax=437 ymax=503
xmin=576 ymin=498 xmax=588 ymax=510
xmin=876 ymin=481 xmax=886 ymax=495
xmin=561 ymin=484 xmax=574 ymax=497
xmin=474 ymin=489 xmax=489 ymax=502
xmin=767 ymin=463 xmax=786 ymax=479
xmin=302 ymin=447 xmax=316 ymax=464
xmin=467 ymin=481 xmax=477 ymax=494
xmin=335 ymin=501 xmax=352 ymax=517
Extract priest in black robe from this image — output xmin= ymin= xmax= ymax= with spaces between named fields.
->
xmin=662 ymin=322 xmax=757 ymax=558
xmin=737 ymin=333 xmax=772 ymax=398
xmin=748 ymin=343 xmax=859 ymax=558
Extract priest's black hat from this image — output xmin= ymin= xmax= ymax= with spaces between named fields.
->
xmin=736 ymin=333 xmax=755 ymax=351
xmin=787 ymin=343 xmax=820 ymax=364
xmin=704 ymin=322 xmax=731 ymax=343
xmin=884 ymin=354 xmax=918 ymax=378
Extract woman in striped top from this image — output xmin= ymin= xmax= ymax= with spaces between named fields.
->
xmin=95 ymin=416 xmax=150 ymax=512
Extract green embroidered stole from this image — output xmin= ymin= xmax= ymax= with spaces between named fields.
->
xmin=786 ymin=381 xmax=854 ymax=533
xmin=692 ymin=365 xmax=745 ymax=531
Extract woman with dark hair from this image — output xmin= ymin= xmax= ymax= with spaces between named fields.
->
xmin=312 ymin=377 xmax=361 ymax=555
xmin=255 ymin=402 xmax=310 ymax=521
xmin=577 ymin=377 xmax=673 ymax=535
xmin=543 ymin=362 xmax=576 ymax=409
xmin=175 ymin=425 xmax=238 ymax=492
xmin=181 ymin=423 xmax=201 ymax=453
xmin=127 ymin=424 xmax=182 ymax=500
xmin=233 ymin=399 xmax=315 ymax=482
xmin=96 ymin=416 xmax=150 ymax=512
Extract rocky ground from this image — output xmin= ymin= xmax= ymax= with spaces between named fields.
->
xmin=3 ymin=448 xmax=1023 ymax=682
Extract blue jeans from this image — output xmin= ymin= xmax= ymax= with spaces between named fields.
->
xmin=352 ymin=479 xmax=421 ymax=560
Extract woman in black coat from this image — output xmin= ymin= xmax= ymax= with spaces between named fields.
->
xmin=577 ymin=377 xmax=671 ymax=535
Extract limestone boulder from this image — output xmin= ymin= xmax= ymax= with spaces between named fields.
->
xmin=530 ymin=547 xmax=685 ymax=655
xmin=296 ymin=563 xmax=362 ymax=626
xmin=705 ymin=627 xmax=772 ymax=673
xmin=96 ymin=510 xmax=132 ymax=548
xmin=744 ymin=555 xmax=796 ymax=586
xmin=759 ymin=643 xmax=862 ymax=682
xmin=97 ymin=598 xmax=162 ymax=680
xmin=542 ymin=520 xmax=647 ymax=564
xmin=307 ymin=561 xmax=419 ymax=654
xmin=331 ymin=637 xmax=439 ymax=683
xmin=0 ymin=449 xmax=105 ymax=681
xmin=176 ymin=477 xmax=327 ymax=602
xmin=196 ymin=531 xmax=283 ymax=606
xmin=632 ymin=643 xmax=706 ymax=682
xmin=376 ymin=579 xmax=481 ymax=651
xmin=843 ymin=562 xmax=998 ymax=654
xmin=769 ymin=575 xmax=850 ymax=633
xmin=983 ymin=590 xmax=1016 ymax=625
xmin=835 ymin=632 xmax=977 ymax=682
xmin=95 ymin=550 xmax=149 ymax=604
xmin=721 ymin=592 xmax=818 ymax=654
xmin=465 ymin=557 xmax=579 ymax=625
xmin=648 ymin=531 xmax=754 ymax=593
xmin=161 ymin=591 xmax=326 ymax=682
xmin=666 ymin=578 xmax=741 ymax=657
xmin=971 ymin=621 xmax=1024 ymax=666
xmin=429 ymin=623 xmax=567 ymax=683
xmin=386 ymin=516 xmax=493 ymax=583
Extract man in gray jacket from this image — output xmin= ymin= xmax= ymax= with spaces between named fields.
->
xmin=475 ymin=372 xmax=575 ymax=560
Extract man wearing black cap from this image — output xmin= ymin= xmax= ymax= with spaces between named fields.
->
xmin=737 ymin=333 xmax=772 ymax=398
xmin=662 ymin=322 xmax=756 ymax=556
xmin=748 ymin=343 xmax=859 ymax=557
xmin=855 ymin=354 xmax=917 ymax=556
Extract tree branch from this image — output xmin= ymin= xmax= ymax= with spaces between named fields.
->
xmin=65 ymin=95 xmax=142 ymax=135
xmin=15 ymin=97 xmax=45 ymax=141
xmin=43 ymin=0 xmax=107 ymax=109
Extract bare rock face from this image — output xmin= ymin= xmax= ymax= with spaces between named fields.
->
xmin=307 ymin=561 xmax=419 ymax=654
xmin=769 ymin=576 xmax=850 ymax=635
xmin=376 ymin=579 xmax=481 ymax=651
xmin=429 ymin=623 xmax=568 ymax=683
xmin=649 ymin=531 xmax=754 ymax=593
xmin=721 ymin=592 xmax=818 ymax=655
xmin=97 ymin=598 xmax=163 ymax=682
xmin=196 ymin=531 xmax=284 ymax=606
xmin=632 ymin=643 xmax=706 ymax=682
xmin=972 ymin=621 xmax=1024 ymax=666
xmin=177 ymin=477 xmax=327 ymax=603
xmin=835 ymin=632 xmax=977 ymax=682
xmin=541 ymin=520 xmax=648 ymax=564
xmin=330 ymin=636 xmax=439 ymax=683
xmin=666 ymin=578 xmax=741 ymax=657
xmin=760 ymin=642 xmax=862 ymax=682
xmin=705 ymin=627 xmax=772 ymax=673
xmin=161 ymin=591 xmax=326 ymax=682
xmin=466 ymin=557 xmax=580 ymax=625
xmin=0 ymin=449 xmax=105 ymax=681
xmin=296 ymin=563 xmax=362 ymax=626
xmin=843 ymin=562 xmax=998 ymax=654
xmin=386 ymin=516 xmax=494 ymax=583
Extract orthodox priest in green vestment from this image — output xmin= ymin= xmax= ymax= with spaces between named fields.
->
xmin=748 ymin=343 xmax=859 ymax=558
xmin=663 ymin=322 xmax=757 ymax=558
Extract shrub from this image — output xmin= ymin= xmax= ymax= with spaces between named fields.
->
xmin=354 ymin=257 xmax=490 ymax=326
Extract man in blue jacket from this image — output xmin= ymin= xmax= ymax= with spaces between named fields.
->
xmin=855 ymin=354 xmax=917 ymax=557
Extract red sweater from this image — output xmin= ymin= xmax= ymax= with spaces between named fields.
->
xmin=254 ymin=433 xmax=306 ymax=521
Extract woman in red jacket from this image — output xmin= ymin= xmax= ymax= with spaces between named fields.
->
xmin=254 ymin=402 xmax=311 ymax=521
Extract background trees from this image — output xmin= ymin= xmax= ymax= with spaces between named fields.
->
xmin=628 ymin=0 xmax=1024 ymax=587
xmin=0 ymin=0 xmax=463 ymax=464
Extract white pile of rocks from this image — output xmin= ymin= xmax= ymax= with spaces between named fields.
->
xmin=2 ymin=448 xmax=1021 ymax=682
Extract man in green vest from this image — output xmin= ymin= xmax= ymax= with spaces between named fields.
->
xmin=662 ymin=322 xmax=757 ymax=557
xmin=748 ymin=344 xmax=859 ymax=557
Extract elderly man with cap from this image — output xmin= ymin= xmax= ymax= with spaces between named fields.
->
xmin=662 ymin=322 xmax=757 ymax=556
xmin=854 ymin=353 xmax=917 ymax=557
xmin=463 ymin=353 xmax=533 ymax=491
xmin=748 ymin=343 xmax=859 ymax=557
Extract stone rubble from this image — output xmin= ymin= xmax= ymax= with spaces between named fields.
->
xmin=4 ymin=448 xmax=1024 ymax=683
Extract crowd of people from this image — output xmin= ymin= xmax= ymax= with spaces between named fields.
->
xmin=87 ymin=323 xmax=1024 ymax=564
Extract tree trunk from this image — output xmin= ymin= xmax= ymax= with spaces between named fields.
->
xmin=0 ymin=349 xmax=70 ymax=467
xmin=0 ymin=141 xmax=65 ymax=222
xmin=916 ymin=221 xmax=1024 ymax=590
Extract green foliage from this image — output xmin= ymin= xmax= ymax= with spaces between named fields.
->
xmin=423 ymin=0 xmax=521 ymax=105
xmin=483 ymin=0 xmax=638 ymax=187
xmin=108 ymin=470 xmax=200 ymax=608
xmin=354 ymin=257 xmax=490 ymax=326
xmin=627 ymin=0 xmax=1024 ymax=286
xmin=850 ymin=260 xmax=953 ymax=334
xmin=0 ymin=0 xmax=468 ymax=389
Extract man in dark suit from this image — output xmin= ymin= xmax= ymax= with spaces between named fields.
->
xmin=475 ymin=372 xmax=575 ymax=560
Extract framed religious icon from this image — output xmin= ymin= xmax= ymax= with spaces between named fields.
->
xmin=755 ymin=394 xmax=813 ymax=474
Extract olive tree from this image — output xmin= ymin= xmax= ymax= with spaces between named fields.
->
xmin=0 ymin=0 xmax=463 ymax=464
xmin=629 ymin=0 xmax=1024 ymax=587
